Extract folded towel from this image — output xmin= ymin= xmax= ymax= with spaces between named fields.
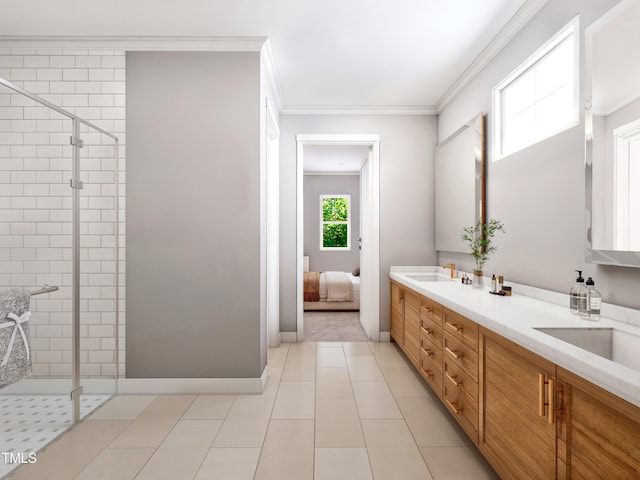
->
xmin=0 ymin=289 xmax=32 ymax=387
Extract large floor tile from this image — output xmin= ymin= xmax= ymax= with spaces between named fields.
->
xmin=212 ymin=397 xmax=274 ymax=447
xmin=396 ymin=396 xmax=468 ymax=447
xmin=135 ymin=420 xmax=222 ymax=480
xmin=194 ymin=447 xmax=261 ymax=480
xmin=362 ymin=419 xmax=433 ymax=480
xmin=271 ymin=381 xmax=315 ymax=419
xmin=369 ymin=342 xmax=411 ymax=367
xmin=420 ymin=446 xmax=499 ymax=480
xmin=281 ymin=353 xmax=316 ymax=382
xmin=74 ymin=448 xmax=155 ymax=480
xmin=316 ymin=367 xmax=354 ymax=398
xmin=381 ymin=366 xmax=430 ymax=398
xmin=352 ymin=381 xmax=402 ymax=419
xmin=315 ymin=447 xmax=373 ymax=480
xmin=317 ymin=346 xmax=347 ymax=368
xmin=346 ymin=356 xmax=385 ymax=381
xmin=267 ymin=343 xmax=290 ymax=368
xmin=182 ymin=394 xmax=236 ymax=420
xmin=109 ymin=395 xmax=196 ymax=449
xmin=8 ymin=420 xmax=130 ymax=480
xmin=87 ymin=395 xmax=156 ymax=421
xmin=254 ymin=419 xmax=314 ymax=480
xmin=343 ymin=342 xmax=373 ymax=357
xmin=315 ymin=397 xmax=365 ymax=447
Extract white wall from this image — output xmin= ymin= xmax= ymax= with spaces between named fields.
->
xmin=438 ymin=0 xmax=640 ymax=309
xmin=0 ymin=49 xmax=125 ymax=378
xmin=279 ymin=114 xmax=438 ymax=333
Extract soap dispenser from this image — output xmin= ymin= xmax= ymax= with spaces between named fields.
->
xmin=569 ymin=270 xmax=586 ymax=315
xmin=583 ymin=277 xmax=601 ymax=320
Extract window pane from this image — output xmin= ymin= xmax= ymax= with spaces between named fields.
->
xmin=322 ymin=197 xmax=349 ymax=222
xmin=536 ymin=36 xmax=573 ymax=99
xmin=323 ymin=223 xmax=348 ymax=248
xmin=536 ymin=84 xmax=573 ymax=133
xmin=503 ymin=106 xmax=535 ymax=154
xmin=503 ymin=69 xmax=535 ymax=120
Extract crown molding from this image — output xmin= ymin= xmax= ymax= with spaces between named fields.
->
xmin=281 ymin=105 xmax=437 ymax=116
xmin=0 ymin=35 xmax=267 ymax=52
xmin=436 ymin=0 xmax=549 ymax=113
xmin=260 ymin=39 xmax=284 ymax=114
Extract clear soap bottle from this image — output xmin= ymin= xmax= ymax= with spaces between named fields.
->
xmin=569 ymin=270 xmax=586 ymax=314
xmin=583 ymin=277 xmax=601 ymax=320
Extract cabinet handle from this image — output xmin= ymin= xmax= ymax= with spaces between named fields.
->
xmin=445 ymin=346 xmax=463 ymax=359
xmin=399 ymin=289 xmax=404 ymax=303
xmin=424 ymin=348 xmax=434 ymax=357
xmin=422 ymin=368 xmax=433 ymax=379
xmin=446 ymin=322 xmax=463 ymax=332
xmin=547 ymin=377 xmax=555 ymax=424
xmin=423 ymin=305 xmax=434 ymax=313
xmin=446 ymin=372 xmax=462 ymax=387
xmin=423 ymin=326 xmax=433 ymax=335
xmin=538 ymin=373 xmax=545 ymax=417
xmin=538 ymin=373 xmax=557 ymax=424
xmin=446 ymin=398 xmax=462 ymax=414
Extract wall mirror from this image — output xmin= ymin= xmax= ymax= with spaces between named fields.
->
xmin=435 ymin=112 xmax=485 ymax=253
xmin=586 ymin=0 xmax=640 ymax=267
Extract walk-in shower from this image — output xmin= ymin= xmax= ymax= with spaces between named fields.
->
xmin=0 ymin=76 xmax=120 ymax=478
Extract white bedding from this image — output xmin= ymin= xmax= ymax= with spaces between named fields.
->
xmin=305 ymin=272 xmax=360 ymax=311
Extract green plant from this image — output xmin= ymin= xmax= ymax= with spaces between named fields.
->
xmin=461 ymin=218 xmax=505 ymax=271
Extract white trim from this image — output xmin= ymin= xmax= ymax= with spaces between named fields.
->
xmin=280 ymin=332 xmax=297 ymax=343
xmin=261 ymin=40 xmax=285 ymax=114
xmin=282 ymin=106 xmax=437 ymax=116
xmin=304 ymin=171 xmax=361 ymax=176
xmin=0 ymin=378 xmax=116 ymax=395
xmin=319 ymin=194 xmax=351 ymax=251
xmin=437 ymin=0 xmax=549 ymax=113
xmin=117 ymin=370 xmax=267 ymax=394
xmin=296 ymin=134 xmax=380 ymax=343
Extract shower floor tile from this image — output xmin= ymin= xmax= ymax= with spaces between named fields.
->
xmin=0 ymin=394 xmax=110 ymax=478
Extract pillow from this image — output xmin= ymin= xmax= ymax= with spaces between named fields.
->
xmin=352 ymin=266 xmax=360 ymax=276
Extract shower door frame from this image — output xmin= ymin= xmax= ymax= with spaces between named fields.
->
xmin=0 ymin=76 xmax=120 ymax=424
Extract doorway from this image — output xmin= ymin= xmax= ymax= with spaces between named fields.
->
xmin=296 ymin=135 xmax=380 ymax=342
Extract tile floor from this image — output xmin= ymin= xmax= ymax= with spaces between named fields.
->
xmin=5 ymin=342 xmax=498 ymax=480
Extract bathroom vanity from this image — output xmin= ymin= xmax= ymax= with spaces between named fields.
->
xmin=390 ymin=267 xmax=640 ymax=480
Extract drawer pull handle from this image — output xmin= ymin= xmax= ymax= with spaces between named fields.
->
xmin=424 ymin=348 xmax=434 ymax=357
xmin=446 ymin=372 xmax=462 ymax=387
xmin=445 ymin=346 xmax=463 ymax=359
xmin=446 ymin=322 xmax=463 ymax=332
xmin=538 ymin=373 xmax=558 ymax=424
xmin=446 ymin=398 xmax=462 ymax=415
xmin=423 ymin=327 xmax=433 ymax=335
xmin=423 ymin=306 xmax=434 ymax=313
xmin=422 ymin=368 xmax=433 ymax=379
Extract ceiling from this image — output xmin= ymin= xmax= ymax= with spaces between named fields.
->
xmin=0 ymin=0 xmax=533 ymax=113
xmin=0 ymin=0 xmax=544 ymax=173
xmin=304 ymin=145 xmax=370 ymax=174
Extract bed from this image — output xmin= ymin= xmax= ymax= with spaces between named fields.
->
xmin=303 ymin=270 xmax=360 ymax=311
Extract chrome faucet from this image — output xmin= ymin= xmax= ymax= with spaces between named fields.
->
xmin=443 ymin=263 xmax=456 ymax=278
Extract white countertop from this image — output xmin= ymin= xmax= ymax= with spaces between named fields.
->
xmin=389 ymin=266 xmax=640 ymax=408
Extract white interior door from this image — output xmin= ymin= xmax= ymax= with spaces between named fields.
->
xmin=359 ymin=151 xmax=372 ymax=338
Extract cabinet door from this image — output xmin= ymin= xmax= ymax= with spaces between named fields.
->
xmin=557 ymin=367 xmax=640 ymax=480
xmin=480 ymin=327 xmax=556 ymax=480
xmin=390 ymin=281 xmax=404 ymax=345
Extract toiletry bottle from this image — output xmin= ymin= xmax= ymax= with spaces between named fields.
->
xmin=498 ymin=275 xmax=504 ymax=291
xmin=491 ymin=274 xmax=497 ymax=293
xmin=584 ymin=277 xmax=601 ymax=320
xmin=569 ymin=270 xmax=586 ymax=314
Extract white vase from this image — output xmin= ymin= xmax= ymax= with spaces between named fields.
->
xmin=473 ymin=270 xmax=484 ymax=289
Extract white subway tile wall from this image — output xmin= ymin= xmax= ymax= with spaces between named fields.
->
xmin=0 ymin=50 xmax=125 ymax=379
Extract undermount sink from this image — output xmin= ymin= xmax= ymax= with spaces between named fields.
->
xmin=404 ymin=274 xmax=453 ymax=282
xmin=535 ymin=327 xmax=640 ymax=372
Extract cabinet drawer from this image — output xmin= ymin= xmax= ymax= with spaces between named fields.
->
xmin=421 ymin=315 xmax=443 ymax=347
xmin=443 ymin=308 xmax=478 ymax=350
xmin=444 ymin=333 xmax=478 ymax=382
xmin=420 ymin=346 xmax=442 ymax=397
xmin=421 ymin=296 xmax=442 ymax=326
xmin=420 ymin=324 xmax=442 ymax=351
xmin=444 ymin=384 xmax=479 ymax=442
xmin=444 ymin=358 xmax=478 ymax=405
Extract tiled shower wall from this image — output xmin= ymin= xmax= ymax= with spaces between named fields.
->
xmin=0 ymin=49 xmax=126 ymax=380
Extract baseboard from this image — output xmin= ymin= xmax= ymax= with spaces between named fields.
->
xmin=2 ymin=370 xmax=268 ymax=395
xmin=379 ymin=331 xmax=390 ymax=342
xmin=280 ymin=331 xmax=297 ymax=343
xmin=118 ymin=368 xmax=267 ymax=394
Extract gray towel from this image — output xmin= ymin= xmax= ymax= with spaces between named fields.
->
xmin=0 ymin=289 xmax=32 ymax=387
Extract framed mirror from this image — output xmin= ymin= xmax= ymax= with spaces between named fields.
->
xmin=585 ymin=0 xmax=640 ymax=267
xmin=435 ymin=112 xmax=486 ymax=252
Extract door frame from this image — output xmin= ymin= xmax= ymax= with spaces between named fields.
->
xmin=296 ymin=134 xmax=380 ymax=342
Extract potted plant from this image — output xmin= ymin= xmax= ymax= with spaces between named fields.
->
xmin=461 ymin=218 xmax=505 ymax=288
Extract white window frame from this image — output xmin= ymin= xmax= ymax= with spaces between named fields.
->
xmin=492 ymin=15 xmax=580 ymax=161
xmin=319 ymin=194 xmax=351 ymax=251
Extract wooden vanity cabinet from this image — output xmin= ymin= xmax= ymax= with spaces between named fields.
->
xmin=556 ymin=367 xmax=640 ymax=479
xmin=403 ymin=289 xmax=421 ymax=368
xmin=390 ymin=280 xmax=404 ymax=345
xmin=479 ymin=327 xmax=557 ymax=480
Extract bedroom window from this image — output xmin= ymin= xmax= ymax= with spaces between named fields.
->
xmin=492 ymin=16 xmax=579 ymax=161
xmin=320 ymin=194 xmax=351 ymax=250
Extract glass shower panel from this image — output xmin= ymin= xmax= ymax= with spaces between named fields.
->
xmin=77 ymin=123 xmax=119 ymax=400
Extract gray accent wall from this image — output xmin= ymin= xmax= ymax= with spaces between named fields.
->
xmin=126 ymin=51 xmax=265 ymax=378
xmin=279 ymin=115 xmax=439 ymax=333
xmin=304 ymin=175 xmax=360 ymax=273
xmin=438 ymin=0 xmax=640 ymax=310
